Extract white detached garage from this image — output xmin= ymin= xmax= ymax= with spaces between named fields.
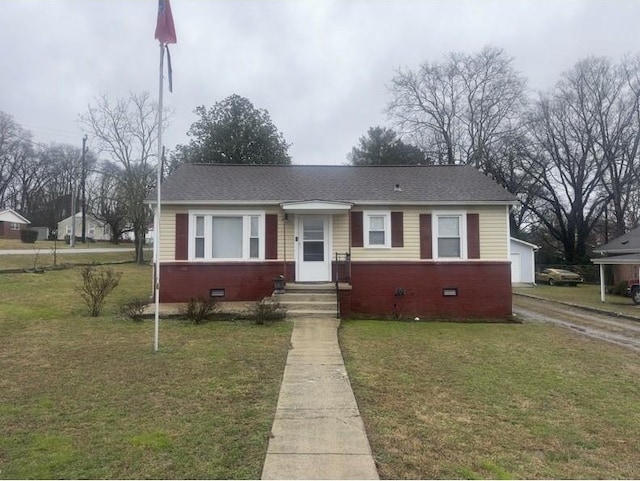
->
xmin=510 ymin=237 xmax=539 ymax=284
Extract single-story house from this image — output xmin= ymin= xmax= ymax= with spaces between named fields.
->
xmin=592 ymin=226 xmax=640 ymax=301
xmin=57 ymin=213 xmax=111 ymax=241
xmin=510 ymin=237 xmax=539 ymax=284
xmin=149 ymin=164 xmax=519 ymax=319
xmin=0 ymin=208 xmax=30 ymax=239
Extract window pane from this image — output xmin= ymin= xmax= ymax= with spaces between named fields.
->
xmin=438 ymin=216 xmax=459 ymax=237
xmin=250 ymin=216 xmax=259 ymax=237
xmin=369 ymin=231 xmax=385 ymax=245
xmin=212 ymin=217 xmax=243 ymax=258
xmin=369 ymin=216 xmax=385 ymax=230
xmin=195 ymin=238 xmax=205 ymax=258
xmin=438 ymin=238 xmax=460 ymax=257
xmin=303 ymin=217 xmax=324 ymax=241
xmin=304 ymin=241 xmax=324 ymax=261
xmin=249 ymin=237 xmax=259 ymax=258
xmin=196 ymin=216 xmax=205 ymax=236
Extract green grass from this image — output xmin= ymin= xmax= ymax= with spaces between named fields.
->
xmin=0 ymin=251 xmax=143 ymax=270
xmin=0 ymin=238 xmax=136 ymax=250
xmin=0 ymin=265 xmax=292 ymax=479
xmin=339 ymin=320 xmax=640 ymax=479
xmin=514 ymin=283 xmax=640 ymax=318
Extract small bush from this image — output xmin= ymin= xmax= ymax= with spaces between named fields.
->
xmin=120 ymin=298 xmax=148 ymax=322
xmin=182 ymin=297 xmax=218 ymax=324
xmin=250 ymin=298 xmax=286 ymax=325
xmin=77 ymin=266 xmax=123 ymax=317
xmin=20 ymin=229 xmax=38 ymax=243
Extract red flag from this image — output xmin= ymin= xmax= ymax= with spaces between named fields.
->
xmin=155 ymin=0 xmax=176 ymax=44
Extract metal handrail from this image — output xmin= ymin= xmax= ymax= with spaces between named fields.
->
xmin=334 ymin=252 xmax=351 ymax=318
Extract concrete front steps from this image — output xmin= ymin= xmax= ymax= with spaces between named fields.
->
xmin=273 ymin=282 xmax=339 ymax=319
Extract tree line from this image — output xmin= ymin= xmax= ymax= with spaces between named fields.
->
xmin=2 ymin=46 xmax=639 ymax=265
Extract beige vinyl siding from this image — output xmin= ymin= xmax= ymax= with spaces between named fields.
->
xmin=332 ymin=213 xmax=350 ymax=254
xmin=158 ymin=205 xmax=179 ymax=262
xmin=475 ymin=205 xmax=509 ymax=260
xmin=348 ymin=205 xmax=509 ymax=261
xmin=158 ymin=204 xmax=284 ymax=262
xmin=159 ymin=203 xmax=509 ymax=262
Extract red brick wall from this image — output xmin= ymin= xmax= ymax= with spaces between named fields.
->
xmin=347 ymin=261 xmax=512 ymax=319
xmin=161 ymin=260 xmax=511 ymax=319
xmin=160 ymin=262 xmax=295 ymax=302
xmin=0 ymin=222 xmax=22 ymax=239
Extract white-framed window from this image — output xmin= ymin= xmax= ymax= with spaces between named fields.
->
xmin=433 ymin=212 xmax=467 ymax=259
xmin=364 ymin=211 xmax=391 ymax=248
xmin=189 ymin=211 xmax=265 ymax=261
xmin=10 ymin=223 xmax=20 ymax=230
xmin=66 ymin=226 xmax=72 ymax=235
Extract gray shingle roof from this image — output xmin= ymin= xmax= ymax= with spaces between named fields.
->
xmin=153 ymin=164 xmax=517 ymax=204
xmin=594 ymin=225 xmax=640 ymax=255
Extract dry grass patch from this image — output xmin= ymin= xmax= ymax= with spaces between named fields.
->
xmin=0 ymin=265 xmax=292 ymax=479
xmin=340 ymin=320 xmax=640 ymax=479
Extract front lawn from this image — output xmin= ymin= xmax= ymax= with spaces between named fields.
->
xmin=340 ymin=320 xmax=640 ymax=479
xmin=0 ymin=265 xmax=292 ymax=479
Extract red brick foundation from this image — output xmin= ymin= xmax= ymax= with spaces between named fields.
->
xmin=160 ymin=262 xmax=295 ymax=302
xmin=160 ymin=260 xmax=512 ymax=319
xmin=345 ymin=261 xmax=512 ymax=319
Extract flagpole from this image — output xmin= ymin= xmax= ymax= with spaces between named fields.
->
xmin=154 ymin=42 xmax=164 ymax=352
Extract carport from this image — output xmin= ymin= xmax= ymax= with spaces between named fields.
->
xmin=591 ymin=254 xmax=640 ymax=302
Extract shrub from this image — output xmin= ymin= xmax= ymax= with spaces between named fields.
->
xmin=181 ymin=297 xmax=218 ymax=324
xmin=610 ymin=281 xmax=629 ymax=297
xmin=120 ymin=298 xmax=148 ymax=322
xmin=20 ymin=229 xmax=38 ymax=243
xmin=77 ymin=266 xmax=123 ymax=317
xmin=249 ymin=298 xmax=286 ymax=325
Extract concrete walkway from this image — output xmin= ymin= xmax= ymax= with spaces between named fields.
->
xmin=261 ymin=318 xmax=379 ymax=480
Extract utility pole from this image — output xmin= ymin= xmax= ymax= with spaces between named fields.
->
xmin=81 ymin=135 xmax=87 ymax=243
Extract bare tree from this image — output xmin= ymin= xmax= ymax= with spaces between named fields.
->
xmin=80 ymin=92 xmax=163 ymax=263
xmin=387 ymin=46 xmax=527 ymax=175
xmin=523 ymin=58 xmax=611 ymax=264
xmin=90 ymin=161 xmax=130 ymax=243
xmin=0 ymin=112 xmax=31 ymax=209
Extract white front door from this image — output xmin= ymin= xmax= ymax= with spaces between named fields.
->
xmin=296 ymin=214 xmax=331 ymax=282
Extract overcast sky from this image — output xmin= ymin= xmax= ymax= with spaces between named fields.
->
xmin=1 ymin=0 xmax=638 ymax=165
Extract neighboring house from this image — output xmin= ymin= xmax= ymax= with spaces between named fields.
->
xmin=0 ymin=208 xmax=30 ymax=239
xmin=57 ymin=213 xmax=112 ymax=241
xmin=510 ymin=237 xmax=539 ymax=284
xmin=150 ymin=164 xmax=518 ymax=319
xmin=592 ymin=226 xmax=640 ymax=287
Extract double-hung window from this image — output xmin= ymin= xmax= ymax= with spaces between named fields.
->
xmin=433 ymin=212 xmax=466 ymax=259
xmin=10 ymin=223 xmax=20 ymax=231
xmin=364 ymin=212 xmax=390 ymax=248
xmin=191 ymin=212 xmax=264 ymax=260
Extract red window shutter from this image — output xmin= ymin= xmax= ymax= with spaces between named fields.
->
xmin=265 ymin=214 xmax=278 ymax=259
xmin=351 ymin=211 xmax=363 ymax=247
xmin=467 ymin=213 xmax=480 ymax=259
xmin=175 ymin=213 xmax=188 ymax=260
xmin=419 ymin=214 xmax=432 ymax=259
xmin=391 ymin=211 xmax=404 ymax=247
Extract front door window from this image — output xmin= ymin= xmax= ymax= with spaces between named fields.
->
xmin=303 ymin=216 xmax=324 ymax=261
